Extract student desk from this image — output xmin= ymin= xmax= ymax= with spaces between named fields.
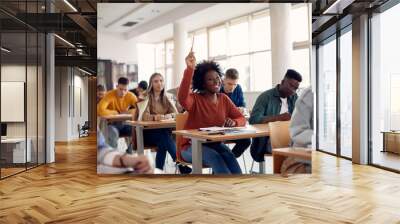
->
xmin=272 ymin=147 xmax=311 ymax=174
xmin=98 ymin=114 xmax=134 ymax=135
xmin=125 ymin=120 xmax=176 ymax=155
xmin=1 ymin=138 xmax=32 ymax=164
xmin=100 ymin=114 xmax=133 ymax=121
xmin=174 ymin=124 xmax=270 ymax=174
xmin=381 ymin=131 xmax=400 ymax=154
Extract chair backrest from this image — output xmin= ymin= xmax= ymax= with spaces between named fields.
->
xmin=268 ymin=120 xmax=291 ymax=149
xmin=175 ymin=112 xmax=189 ymax=163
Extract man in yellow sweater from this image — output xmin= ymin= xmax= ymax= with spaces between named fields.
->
xmin=98 ymin=77 xmax=138 ymax=116
xmin=98 ymin=77 xmax=137 ymax=152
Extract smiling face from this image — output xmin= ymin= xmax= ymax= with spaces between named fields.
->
xmin=203 ymin=70 xmax=221 ymax=94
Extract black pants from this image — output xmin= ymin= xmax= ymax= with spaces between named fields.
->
xmin=230 ymin=139 xmax=251 ymax=158
xmin=250 ymin=137 xmax=272 ymax=162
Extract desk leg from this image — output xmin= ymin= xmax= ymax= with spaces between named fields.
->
xmin=136 ymin=126 xmax=144 ymax=155
xmin=259 ymin=161 xmax=265 ymax=174
xmin=192 ymin=138 xmax=202 ymax=174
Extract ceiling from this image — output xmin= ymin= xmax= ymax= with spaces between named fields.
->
xmin=0 ymin=0 xmax=98 ymax=73
xmin=311 ymin=0 xmax=391 ymax=43
xmin=98 ymin=3 xmax=270 ymax=43
xmin=97 ymin=3 xmax=183 ymax=34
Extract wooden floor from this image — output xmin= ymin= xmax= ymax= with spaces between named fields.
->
xmin=0 ymin=135 xmax=400 ymax=223
xmin=372 ymin=151 xmax=400 ymax=171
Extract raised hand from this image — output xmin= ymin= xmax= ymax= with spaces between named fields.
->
xmin=185 ymin=51 xmax=196 ymax=69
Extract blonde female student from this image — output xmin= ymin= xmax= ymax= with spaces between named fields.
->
xmin=137 ymin=73 xmax=191 ymax=174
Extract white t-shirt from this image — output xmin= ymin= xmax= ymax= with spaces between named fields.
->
xmin=280 ymin=97 xmax=288 ymax=114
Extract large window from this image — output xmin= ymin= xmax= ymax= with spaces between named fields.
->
xmin=189 ymin=30 xmax=208 ymax=62
xmin=292 ymin=48 xmax=310 ymax=88
xmin=317 ymin=36 xmax=337 ymax=155
xmin=339 ymin=28 xmax=352 ymax=158
xmin=229 ymin=17 xmax=249 ymax=55
xmin=316 ymin=25 xmax=353 ymax=160
xmin=154 ymin=41 xmax=174 ymax=90
xmin=148 ymin=4 xmax=310 ymax=92
xmin=0 ymin=2 xmax=46 ymax=179
xmin=208 ymin=11 xmax=272 ymax=91
xmin=209 ymin=25 xmax=227 ymax=58
xmin=291 ymin=4 xmax=311 ymax=88
xmin=291 ymin=4 xmax=309 ymax=43
xmin=370 ymin=3 xmax=400 ymax=171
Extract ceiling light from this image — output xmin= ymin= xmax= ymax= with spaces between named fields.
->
xmin=54 ymin=34 xmax=75 ymax=48
xmin=63 ymin=0 xmax=78 ymax=12
xmin=122 ymin=21 xmax=138 ymax=27
xmin=1 ymin=47 xmax=11 ymax=53
xmin=322 ymin=0 xmax=354 ymax=15
xmin=78 ymin=67 xmax=92 ymax=76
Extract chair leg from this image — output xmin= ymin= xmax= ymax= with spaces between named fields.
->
xmin=242 ymin=155 xmax=247 ymax=174
xmin=250 ymin=160 xmax=255 ymax=174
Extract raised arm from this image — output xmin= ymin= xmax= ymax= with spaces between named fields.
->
xmin=178 ymin=51 xmax=196 ymax=111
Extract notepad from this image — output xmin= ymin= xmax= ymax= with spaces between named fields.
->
xmin=199 ymin=126 xmax=255 ymax=135
xmin=160 ymin=118 xmax=175 ymax=122
xmin=199 ymin=126 xmax=230 ymax=132
xmin=223 ymin=129 xmax=257 ymax=135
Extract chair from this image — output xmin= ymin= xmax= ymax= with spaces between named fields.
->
xmin=268 ymin=120 xmax=291 ymax=149
xmin=251 ymin=120 xmax=291 ymax=174
xmin=78 ymin=121 xmax=90 ymax=138
xmin=175 ymin=112 xmax=210 ymax=174
xmin=175 ymin=112 xmax=190 ymax=165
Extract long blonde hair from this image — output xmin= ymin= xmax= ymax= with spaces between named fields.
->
xmin=145 ymin=73 xmax=171 ymax=113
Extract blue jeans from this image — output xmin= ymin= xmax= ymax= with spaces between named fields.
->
xmin=143 ymin=129 xmax=176 ymax=170
xmin=181 ymin=143 xmax=242 ymax=174
xmin=112 ymin=122 xmax=132 ymax=137
xmin=111 ymin=122 xmax=133 ymax=153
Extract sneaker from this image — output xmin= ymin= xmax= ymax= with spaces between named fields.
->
xmin=178 ymin=164 xmax=192 ymax=174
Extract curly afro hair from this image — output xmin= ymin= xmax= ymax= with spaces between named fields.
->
xmin=192 ymin=60 xmax=223 ymax=92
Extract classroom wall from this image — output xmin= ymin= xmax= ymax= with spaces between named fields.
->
xmin=97 ymin=32 xmax=138 ymax=64
xmin=55 ymin=67 xmax=89 ymax=141
xmin=1 ymin=64 xmax=46 ymax=163
xmin=243 ymin=91 xmax=262 ymax=111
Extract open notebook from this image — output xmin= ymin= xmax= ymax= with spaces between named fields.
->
xmin=199 ymin=126 xmax=256 ymax=135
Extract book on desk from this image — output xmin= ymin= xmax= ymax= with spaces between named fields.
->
xmin=199 ymin=126 xmax=256 ymax=135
